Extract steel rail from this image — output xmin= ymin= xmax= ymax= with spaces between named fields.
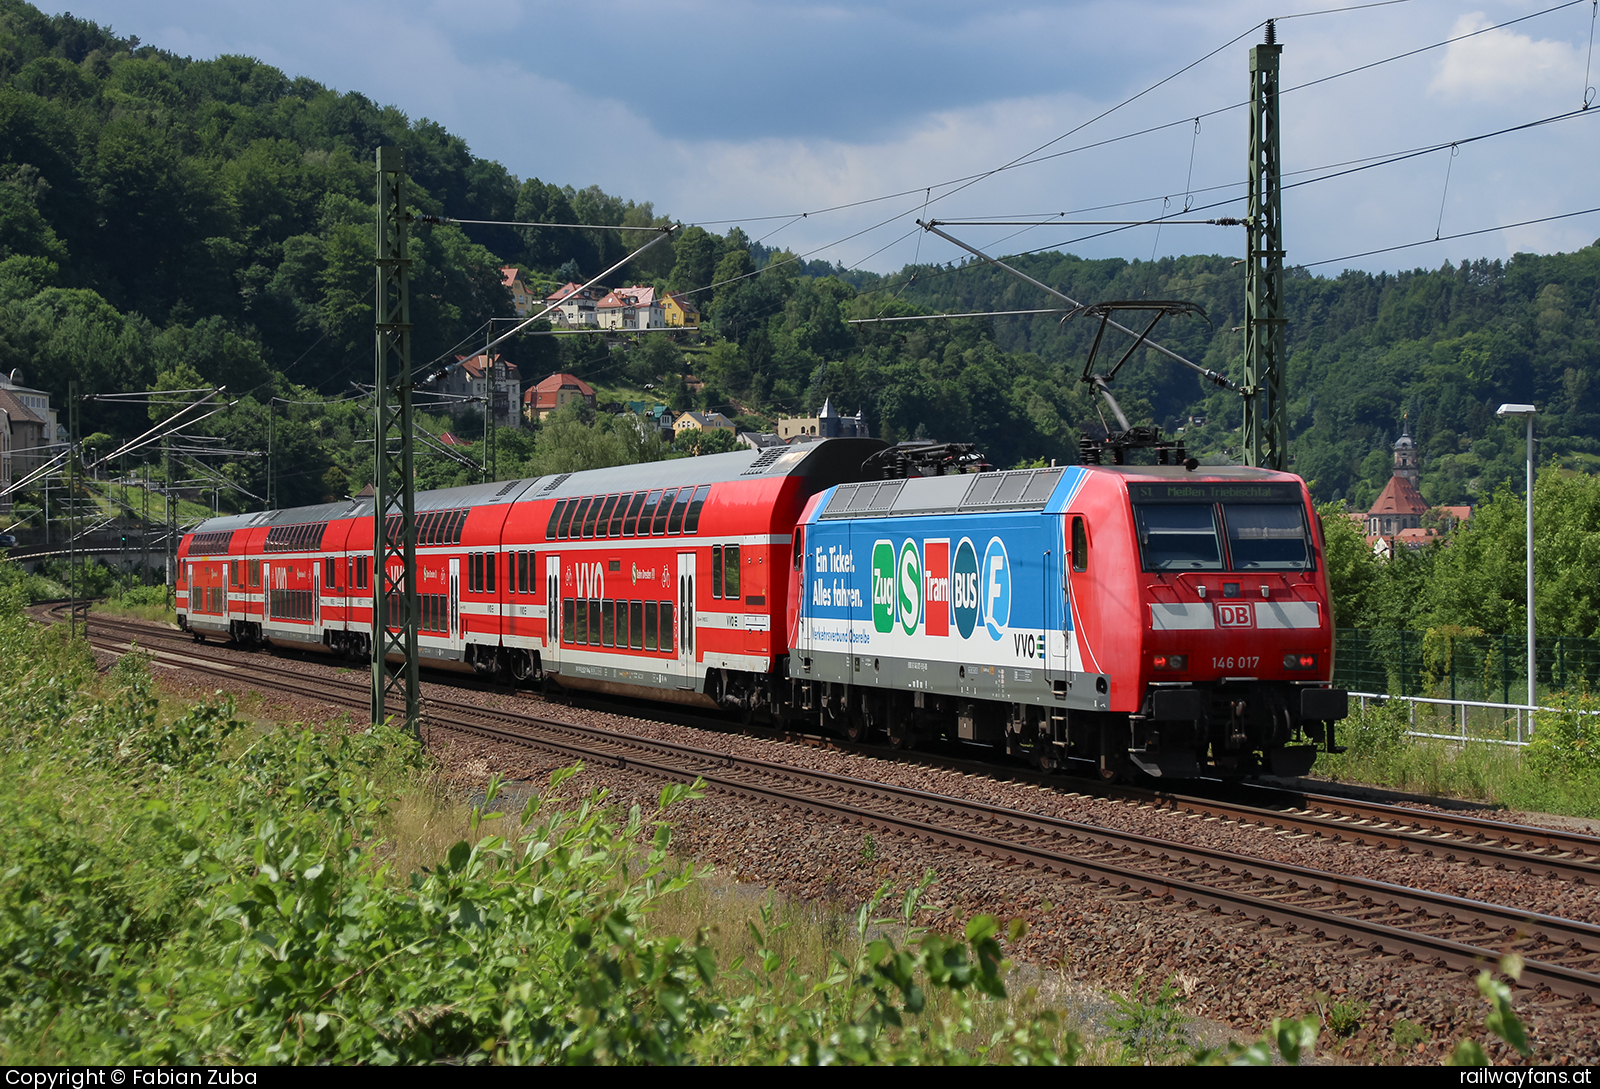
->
xmin=81 ymin=611 xmax=1600 ymax=885
xmin=420 ymin=702 xmax=1600 ymax=1002
xmin=81 ymin=620 xmax=1600 ymax=1002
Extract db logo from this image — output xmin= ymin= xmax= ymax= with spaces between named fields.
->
xmin=1217 ymin=603 xmax=1254 ymax=628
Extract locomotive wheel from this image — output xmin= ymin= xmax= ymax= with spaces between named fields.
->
xmin=844 ymin=707 xmax=868 ymax=743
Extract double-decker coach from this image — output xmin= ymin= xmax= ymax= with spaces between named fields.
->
xmin=178 ymin=438 xmax=887 ymax=707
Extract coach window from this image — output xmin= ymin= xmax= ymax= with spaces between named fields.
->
xmin=563 ymin=495 xmax=588 ymax=540
xmin=574 ymin=596 xmax=588 ymax=643
xmin=616 ymin=598 xmax=629 ymax=648
xmin=1072 ymin=517 xmax=1088 ymax=573
xmin=629 ymin=600 xmax=644 ymax=648
xmin=724 ymin=544 xmax=741 ymax=599
xmin=587 ymin=599 xmax=601 ymax=645
xmin=637 ymin=490 xmax=662 ymax=536
xmin=582 ymin=497 xmax=604 ymax=538
xmin=567 ymin=497 xmax=591 ymax=539
xmin=685 ymin=484 xmax=710 ymax=533
xmin=652 ymin=489 xmax=677 ymax=535
xmin=643 ymin=601 xmax=658 ymax=650
xmin=607 ymin=495 xmax=629 ymax=536
xmin=486 ymin=551 xmax=496 ymax=592
xmin=596 ymin=495 xmax=619 ymax=537
xmin=547 ymin=499 xmax=568 ymax=539
xmin=563 ymin=597 xmax=576 ymax=643
xmin=667 ymin=488 xmax=691 ymax=534
xmin=711 ymin=545 xmax=723 ymax=598
xmin=325 ymin=562 xmax=336 ymax=590
xmin=622 ymin=491 xmax=648 ymax=535
xmin=451 ymin=510 xmax=466 ymax=545
xmin=516 ymin=551 xmax=527 ymax=593
xmin=250 ymin=560 xmax=261 ymax=587
xmin=416 ymin=512 xmax=435 ymax=545
xmin=659 ymin=600 xmax=674 ymax=653
xmin=601 ymin=599 xmax=615 ymax=646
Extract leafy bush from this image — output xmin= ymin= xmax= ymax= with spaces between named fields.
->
xmin=1527 ymin=691 xmax=1600 ymax=782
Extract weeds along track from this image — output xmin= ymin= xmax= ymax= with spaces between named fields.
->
xmin=78 ymin=611 xmax=1600 ymax=1005
xmin=80 ymin=610 xmax=1600 ymax=886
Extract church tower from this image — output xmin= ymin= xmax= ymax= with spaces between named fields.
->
xmin=1366 ymin=419 xmax=1427 ymax=537
xmin=1392 ymin=419 xmax=1419 ymax=487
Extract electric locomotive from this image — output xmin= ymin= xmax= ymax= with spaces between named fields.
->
xmin=785 ymin=460 xmax=1348 ymax=778
xmin=175 ymin=437 xmax=1346 ymax=779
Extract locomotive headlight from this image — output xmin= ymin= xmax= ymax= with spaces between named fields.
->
xmin=1283 ymin=653 xmax=1317 ymax=670
xmin=1153 ymin=654 xmax=1188 ymax=671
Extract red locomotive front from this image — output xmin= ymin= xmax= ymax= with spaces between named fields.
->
xmin=1067 ymin=465 xmax=1345 ymax=778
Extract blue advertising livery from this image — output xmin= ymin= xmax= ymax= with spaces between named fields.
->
xmin=791 ymin=465 xmax=1110 ymax=712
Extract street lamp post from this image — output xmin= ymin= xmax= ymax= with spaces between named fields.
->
xmin=1497 ymin=403 xmax=1537 ymax=710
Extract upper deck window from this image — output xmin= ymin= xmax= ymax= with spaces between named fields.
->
xmin=1134 ymin=504 xmax=1222 ymax=570
xmin=1222 ymin=503 xmax=1312 ymax=570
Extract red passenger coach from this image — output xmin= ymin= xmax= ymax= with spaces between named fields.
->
xmin=177 ymin=439 xmax=888 ymax=711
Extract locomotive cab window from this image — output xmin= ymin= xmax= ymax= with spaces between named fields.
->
xmin=1222 ymin=503 xmax=1313 ymax=570
xmin=1134 ymin=504 xmax=1221 ymax=570
xmin=1071 ymin=516 xmax=1088 ymax=573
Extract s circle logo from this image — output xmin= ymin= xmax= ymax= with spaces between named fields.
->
xmin=982 ymin=537 xmax=1011 ymax=640
xmin=952 ymin=538 xmax=979 ymax=639
xmin=897 ymin=539 xmax=922 ymax=635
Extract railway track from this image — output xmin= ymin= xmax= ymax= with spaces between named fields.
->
xmin=77 ymin=609 xmax=1600 ymax=1003
xmin=78 ymin=609 xmax=1600 ymax=882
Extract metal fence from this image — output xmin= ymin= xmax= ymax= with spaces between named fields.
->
xmin=1333 ymin=628 xmax=1600 ymax=706
xmin=1348 ymin=691 xmax=1536 ymax=747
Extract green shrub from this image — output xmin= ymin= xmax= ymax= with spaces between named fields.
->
xmin=1526 ymin=690 xmax=1600 ymax=782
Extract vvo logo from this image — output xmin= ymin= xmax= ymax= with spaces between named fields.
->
xmin=1217 ymin=602 xmax=1254 ymax=628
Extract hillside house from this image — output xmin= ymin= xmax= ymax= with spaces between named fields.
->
xmin=525 ymin=373 xmax=598 ymax=422
xmin=662 ymin=292 xmax=700 ymax=328
xmin=437 ymin=354 xmax=523 ymax=429
xmin=596 ymin=286 xmax=666 ymax=331
xmin=546 ymin=282 xmax=603 ymax=327
xmin=502 ymin=267 xmax=538 ymax=317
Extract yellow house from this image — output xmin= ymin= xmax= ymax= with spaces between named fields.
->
xmin=662 ymin=292 xmax=700 ymax=328
xmin=673 ymin=411 xmax=736 ymax=435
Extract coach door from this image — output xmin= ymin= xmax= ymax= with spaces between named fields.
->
xmin=544 ymin=554 xmax=561 ymax=673
xmin=448 ymin=556 xmax=463 ymax=655
xmin=676 ymin=552 xmax=696 ymax=688
xmin=311 ymin=561 xmax=323 ymax=640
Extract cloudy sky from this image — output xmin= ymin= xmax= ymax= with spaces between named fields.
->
xmin=43 ymin=0 xmax=1600 ymax=277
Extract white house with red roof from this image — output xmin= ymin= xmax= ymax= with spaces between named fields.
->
xmin=546 ymin=282 xmax=602 ymax=327
xmin=596 ymin=286 xmax=666 ymax=331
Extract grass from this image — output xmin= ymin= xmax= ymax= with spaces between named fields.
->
xmin=1313 ymin=698 xmax=1600 ymax=818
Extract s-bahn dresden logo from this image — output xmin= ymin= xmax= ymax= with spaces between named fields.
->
xmin=897 ymin=539 xmax=922 ymax=636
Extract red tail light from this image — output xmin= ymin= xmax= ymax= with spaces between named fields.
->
xmin=1283 ymin=653 xmax=1316 ymax=670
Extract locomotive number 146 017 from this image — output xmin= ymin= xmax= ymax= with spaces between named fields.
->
xmin=1212 ymin=656 xmax=1260 ymax=670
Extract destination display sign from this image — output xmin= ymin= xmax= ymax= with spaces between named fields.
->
xmin=1127 ymin=482 xmax=1302 ymax=504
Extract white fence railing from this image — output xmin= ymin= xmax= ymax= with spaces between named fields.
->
xmin=1349 ymin=691 xmax=1550 ymax=747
